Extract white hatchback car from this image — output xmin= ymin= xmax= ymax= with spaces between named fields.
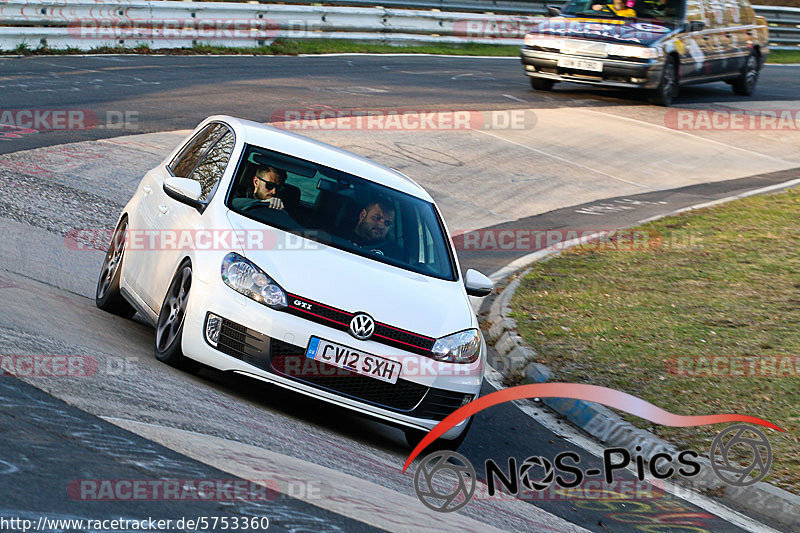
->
xmin=96 ymin=116 xmax=493 ymax=448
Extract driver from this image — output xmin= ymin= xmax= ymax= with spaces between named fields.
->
xmin=592 ymin=0 xmax=637 ymax=17
xmin=232 ymin=166 xmax=288 ymax=211
xmin=350 ymin=198 xmax=403 ymax=259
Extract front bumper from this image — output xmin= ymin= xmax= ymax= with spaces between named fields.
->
xmin=520 ymin=47 xmax=664 ymax=89
xmin=182 ymin=279 xmax=482 ymax=439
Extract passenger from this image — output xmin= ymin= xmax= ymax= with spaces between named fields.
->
xmin=592 ymin=0 xmax=637 ymax=17
xmin=232 ymin=166 xmax=288 ymax=211
xmin=643 ymin=0 xmax=676 ymax=18
xmin=350 ymin=198 xmax=403 ymax=259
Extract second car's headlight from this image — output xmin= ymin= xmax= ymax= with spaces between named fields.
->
xmin=605 ymin=44 xmax=660 ymax=59
xmin=524 ymin=34 xmax=563 ymax=50
xmin=221 ymin=252 xmax=287 ymax=309
xmin=431 ymin=329 xmax=482 ymax=364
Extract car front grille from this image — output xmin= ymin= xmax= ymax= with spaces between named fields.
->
xmin=210 ymin=315 xmax=469 ymax=420
xmin=286 ymin=293 xmax=436 ymax=356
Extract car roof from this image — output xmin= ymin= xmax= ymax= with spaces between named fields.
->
xmin=210 ymin=115 xmax=434 ymax=202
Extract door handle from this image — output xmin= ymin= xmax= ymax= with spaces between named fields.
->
xmin=143 ymin=185 xmax=152 ymax=195
xmin=158 ymin=205 xmax=169 ymax=215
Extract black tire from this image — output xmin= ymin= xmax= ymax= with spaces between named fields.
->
xmin=155 ymin=261 xmax=199 ymax=372
xmin=732 ymin=52 xmax=760 ymax=96
xmin=404 ymin=416 xmax=474 ymax=453
xmin=649 ymin=56 xmax=679 ymax=106
xmin=95 ymin=218 xmax=136 ymax=319
xmin=530 ymin=77 xmax=555 ymax=91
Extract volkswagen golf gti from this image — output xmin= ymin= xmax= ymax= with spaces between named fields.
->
xmin=95 ymin=116 xmax=493 ymax=449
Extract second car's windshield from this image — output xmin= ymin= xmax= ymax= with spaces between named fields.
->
xmin=561 ymin=0 xmax=685 ymax=23
xmin=226 ymin=144 xmax=456 ymax=281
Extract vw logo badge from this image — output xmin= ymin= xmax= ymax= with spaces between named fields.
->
xmin=349 ymin=313 xmax=375 ymax=340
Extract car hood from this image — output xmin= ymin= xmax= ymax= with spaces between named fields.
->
xmin=226 ymin=210 xmax=473 ymax=339
xmin=532 ymin=16 xmax=677 ymax=46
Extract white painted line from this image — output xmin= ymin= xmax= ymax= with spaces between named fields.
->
xmin=502 ymin=94 xmax=527 ymax=103
xmin=101 ymin=417 xmax=590 ymax=533
xmin=488 ymin=176 xmax=800 ymax=284
xmin=637 ymin=177 xmax=800 ymax=224
xmin=469 ymin=127 xmax=652 ymax=189
xmin=297 ymin=53 xmax=518 ymax=58
xmin=578 ymin=108 xmax=794 ymax=165
xmin=481 ymin=368 xmax=783 ymax=533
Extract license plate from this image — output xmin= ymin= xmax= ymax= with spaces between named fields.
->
xmin=557 ymin=57 xmax=603 ymax=72
xmin=305 ymin=337 xmax=401 ymax=384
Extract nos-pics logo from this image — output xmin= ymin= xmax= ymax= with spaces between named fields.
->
xmin=413 ymin=424 xmax=773 ymax=513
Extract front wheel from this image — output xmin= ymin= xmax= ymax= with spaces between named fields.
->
xmin=732 ymin=52 xmax=759 ymax=96
xmin=649 ymin=57 xmax=679 ymax=106
xmin=155 ymin=261 xmax=199 ymax=372
xmin=530 ymin=77 xmax=555 ymax=91
xmin=96 ymin=218 xmax=136 ymax=318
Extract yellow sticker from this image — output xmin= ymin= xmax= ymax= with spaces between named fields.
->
xmin=574 ymin=17 xmax=626 ymax=24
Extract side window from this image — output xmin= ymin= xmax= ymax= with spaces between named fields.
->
xmin=736 ymin=0 xmax=754 ymax=24
xmin=725 ymin=0 xmax=741 ymax=24
xmin=169 ymin=123 xmax=228 ymax=178
xmin=685 ymin=0 xmax=707 ymax=24
xmin=188 ymin=130 xmax=235 ymax=203
xmin=706 ymin=0 xmax=728 ymax=26
xmin=285 ymin=172 xmax=318 ymax=204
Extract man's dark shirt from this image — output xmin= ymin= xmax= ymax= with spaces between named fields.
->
xmin=348 ymin=231 xmax=404 ymax=261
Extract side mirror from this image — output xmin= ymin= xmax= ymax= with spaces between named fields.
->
xmin=547 ymin=5 xmax=561 ymax=16
xmin=163 ymin=177 xmax=203 ymax=210
xmin=464 ymin=269 xmax=493 ymax=297
xmin=687 ymin=20 xmax=705 ymax=32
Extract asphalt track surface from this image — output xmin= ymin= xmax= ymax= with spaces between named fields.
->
xmin=1 ymin=54 xmax=799 ymax=154
xmin=0 ymin=54 xmax=798 ymax=532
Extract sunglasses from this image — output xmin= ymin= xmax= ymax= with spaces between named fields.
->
xmin=255 ymin=175 xmax=281 ymax=191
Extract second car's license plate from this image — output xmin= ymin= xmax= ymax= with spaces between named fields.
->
xmin=306 ymin=337 xmax=401 ymax=384
xmin=557 ymin=57 xmax=603 ymax=72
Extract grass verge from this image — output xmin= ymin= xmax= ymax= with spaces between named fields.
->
xmin=3 ymin=40 xmax=798 ymax=63
xmin=767 ymin=49 xmax=800 ymax=64
xmin=510 ymin=187 xmax=800 ymax=493
xmin=1 ymin=39 xmax=520 ymax=57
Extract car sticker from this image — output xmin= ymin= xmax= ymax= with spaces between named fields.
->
xmin=685 ymin=38 xmax=705 ymax=69
xmin=631 ymin=22 xmax=669 ymax=33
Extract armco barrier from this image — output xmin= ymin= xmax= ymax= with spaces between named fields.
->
xmin=0 ymin=0 xmax=541 ymax=49
xmin=0 ymin=0 xmax=797 ymax=51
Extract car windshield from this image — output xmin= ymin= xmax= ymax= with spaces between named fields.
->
xmin=226 ymin=144 xmax=456 ymax=281
xmin=561 ymin=0 xmax=685 ymax=24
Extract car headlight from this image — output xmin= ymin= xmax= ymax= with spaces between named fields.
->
xmin=605 ymin=44 xmax=660 ymax=59
xmin=431 ymin=329 xmax=481 ymax=364
xmin=221 ymin=252 xmax=287 ymax=309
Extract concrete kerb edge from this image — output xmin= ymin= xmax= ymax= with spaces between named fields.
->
xmin=481 ymin=178 xmax=800 ymax=529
